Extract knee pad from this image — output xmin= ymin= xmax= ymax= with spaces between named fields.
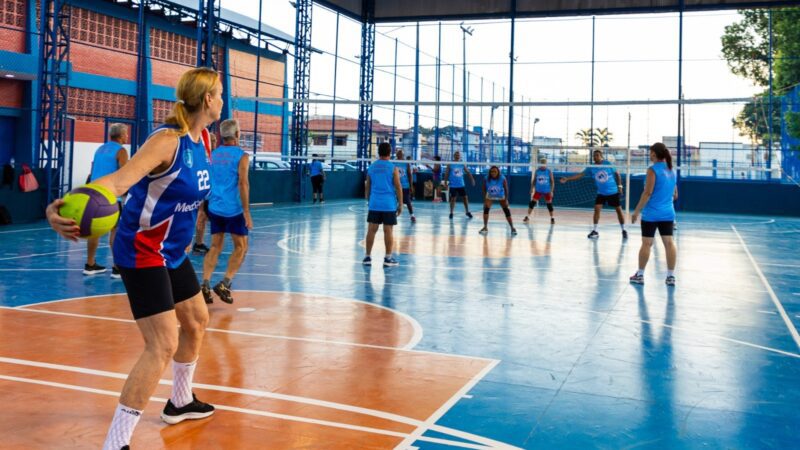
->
xmin=502 ymin=207 xmax=511 ymax=218
xmin=483 ymin=206 xmax=491 ymax=215
xmin=546 ymin=203 xmax=554 ymax=212
xmin=529 ymin=200 xmax=536 ymax=209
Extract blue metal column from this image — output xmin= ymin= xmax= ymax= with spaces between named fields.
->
xmin=506 ymin=0 xmax=516 ymax=173
xmin=252 ymin=0 xmax=264 ymax=165
xmin=590 ymin=15 xmax=595 ymax=150
xmin=391 ymin=37 xmax=398 ymax=152
xmin=331 ymin=12 xmax=340 ymax=159
xmin=413 ymin=22 xmax=420 ymax=160
xmin=134 ymin=0 xmax=150 ymax=149
xmin=292 ymin=0 xmax=313 ymax=200
xmin=676 ymin=1 xmax=684 ymax=192
xmin=36 ymin=0 xmax=71 ymax=202
xmin=767 ymin=9 xmax=773 ymax=179
xmin=434 ymin=22 xmax=441 ymax=157
xmin=356 ymin=0 xmax=376 ymax=169
xmin=196 ymin=0 xmax=219 ymax=67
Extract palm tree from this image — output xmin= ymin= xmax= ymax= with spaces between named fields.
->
xmin=575 ymin=127 xmax=614 ymax=147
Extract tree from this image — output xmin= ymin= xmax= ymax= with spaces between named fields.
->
xmin=721 ymin=8 xmax=800 ymax=144
xmin=575 ymin=128 xmax=614 ymax=147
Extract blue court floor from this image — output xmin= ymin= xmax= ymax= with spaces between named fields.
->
xmin=1 ymin=199 xmax=799 ymax=449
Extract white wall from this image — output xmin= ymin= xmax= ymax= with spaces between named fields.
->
xmin=70 ymin=141 xmax=131 ymax=189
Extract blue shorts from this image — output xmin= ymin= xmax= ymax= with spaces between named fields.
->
xmin=208 ymin=210 xmax=249 ymax=236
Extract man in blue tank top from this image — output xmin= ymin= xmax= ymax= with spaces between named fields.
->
xmin=395 ymin=149 xmax=416 ymax=223
xmin=561 ymin=149 xmax=628 ymax=240
xmin=200 ymin=119 xmax=252 ymax=304
xmin=85 ymin=123 xmax=129 ymax=277
xmin=524 ymin=157 xmax=556 ymax=225
xmin=364 ymin=142 xmax=403 ymax=267
xmin=444 ymin=151 xmax=475 ymax=220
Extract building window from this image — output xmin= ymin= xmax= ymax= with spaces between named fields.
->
xmin=70 ymin=7 xmax=138 ymax=53
xmin=334 ymin=135 xmax=348 ymax=146
xmin=68 ymin=88 xmax=135 ymax=123
xmin=2 ymin=0 xmax=25 ymax=29
xmin=312 ymin=135 xmax=327 ymax=146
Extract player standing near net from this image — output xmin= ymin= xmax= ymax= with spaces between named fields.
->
xmin=364 ymin=142 xmax=403 ymax=267
xmin=560 ymin=149 xmax=628 ymax=239
xmin=523 ymin=157 xmax=555 ymax=225
xmin=445 ymin=151 xmax=475 ymax=220
xmin=394 ymin=149 xmax=416 ymax=223
xmin=46 ymin=67 xmax=220 ymax=450
xmin=310 ymin=154 xmax=326 ymax=204
xmin=630 ymin=142 xmax=678 ymax=286
xmin=479 ymin=165 xmax=517 ymax=235
xmin=201 ymin=119 xmax=252 ymax=304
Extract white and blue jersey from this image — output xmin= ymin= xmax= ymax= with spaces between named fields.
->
xmin=642 ymin=161 xmax=677 ymax=222
xmin=90 ymin=142 xmax=125 ymax=182
xmin=585 ymin=161 xmax=618 ymax=196
xmin=534 ymin=168 xmax=552 ymax=193
xmin=114 ymin=126 xmax=211 ymax=269
xmin=395 ymin=162 xmax=410 ymax=189
xmin=368 ymin=159 xmax=398 ymax=212
xmin=485 ymin=175 xmax=506 ymax=200
xmin=449 ymin=164 xmax=466 ymax=188
xmin=208 ymin=145 xmax=244 ymax=218
xmin=310 ymin=160 xmax=323 ymax=177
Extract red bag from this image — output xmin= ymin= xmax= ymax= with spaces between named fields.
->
xmin=18 ymin=163 xmax=39 ymax=192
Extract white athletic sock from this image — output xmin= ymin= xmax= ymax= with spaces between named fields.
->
xmin=592 ymin=224 xmax=598 ymax=231
xmin=102 ymin=404 xmax=142 ymax=450
xmin=636 ymin=269 xmax=644 ymax=277
xmin=620 ymin=223 xmax=626 ymax=230
xmin=171 ymin=359 xmax=197 ymax=408
xmin=667 ymin=270 xmax=675 ymax=277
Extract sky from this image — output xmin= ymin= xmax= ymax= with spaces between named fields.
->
xmin=223 ymin=0 xmax=761 ymax=148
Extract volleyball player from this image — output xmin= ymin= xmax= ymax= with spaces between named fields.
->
xmin=479 ymin=165 xmax=517 ymax=235
xmin=630 ymin=143 xmax=678 ymax=286
xmin=201 ymin=119 xmax=252 ymax=304
xmin=524 ymin=157 xmax=555 ymax=224
xmin=47 ymin=67 xmax=221 ymax=450
xmin=560 ymin=149 xmax=628 ymax=239
xmin=394 ymin=149 xmax=415 ymax=223
xmin=364 ymin=142 xmax=403 ymax=267
xmin=310 ymin=154 xmax=325 ymax=204
xmin=444 ymin=151 xmax=475 ymax=219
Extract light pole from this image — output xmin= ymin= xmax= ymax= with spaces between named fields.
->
xmin=531 ymin=117 xmax=539 ymax=166
xmin=460 ymin=22 xmax=473 ymax=162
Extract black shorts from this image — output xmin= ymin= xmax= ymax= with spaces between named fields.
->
xmin=207 ymin=210 xmax=249 ymax=236
xmin=450 ymin=187 xmax=467 ymax=199
xmin=311 ymin=175 xmax=324 ymax=193
xmin=118 ymin=257 xmax=201 ymax=320
xmin=367 ymin=210 xmax=398 ymax=226
xmin=402 ymin=188 xmax=412 ymax=205
xmin=641 ymin=220 xmax=674 ymax=238
xmin=595 ymin=193 xmax=621 ymax=207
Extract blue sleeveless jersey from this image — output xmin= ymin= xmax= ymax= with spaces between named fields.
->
xmin=113 ymin=126 xmax=212 ymax=269
xmin=642 ymin=161 xmax=677 ymax=222
xmin=310 ymin=160 xmax=323 ymax=177
xmin=585 ymin=161 xmax=618 ymax=195
xmin=208 ymin=145 xmax=244 ymax=218
xmin=395 ymin=162 xmax=410 ymax=189
xmin=90 ymin=142 xmax=124 ymax=181
xmin=368 ymin=159 xmax=398 ymax=212
xmin=534 ymin=168 xmax=551 ymax=193
xmin=449 ymin=164 xmax=466 ymax=188
xmin=485 ymin=175 xmax=506 ymax=200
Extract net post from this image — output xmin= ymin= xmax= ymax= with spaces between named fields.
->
xmin=625 ymin=145 xmax=631 ymax=223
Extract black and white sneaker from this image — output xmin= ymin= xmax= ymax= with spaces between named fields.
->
xmin=362 ymin=256 xmax=372 ymax=266
xmin=83 ymin=263 xmax=106 ymax=275
xmin=630 ymin=273 xmax=644 ymax=285
xmin=522 ymin=216 xmax=530 ymax=223
xmin=160 ymin=393 xmax=215 ymax=425
xmin=478 ymin=227 xmax=488 ymax=235
xmin=665 ymin=275 xmax=676 ymax=286
xmin=622 ymin=229 xmax=629 ymax=240
xmin=510 ymin=228 xmax=518 ymax=236
xmin=550 ymin=218 xmax=555 ymax=225
xmin=201 ymin=283 xmax=213 ymax=304
xmin=587 ymin=230 xmax=599 ymax=239
xmin=449 ymin=213 xmax=454 ymax=220
xmin=383 ymin=256 xmax=399 ymax=267
xmin=213 ymin=282 xmax=234 ymax=304
xmin=192 ymin=243 xmax=210 ymax=256
xmin=466 ymin=212 xmax=473 ymax=219
xmin=110 ymin=265 xmax=121 ymax=279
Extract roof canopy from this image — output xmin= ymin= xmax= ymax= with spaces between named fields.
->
xmin=314 ymin=0 xmax=794 ymax=22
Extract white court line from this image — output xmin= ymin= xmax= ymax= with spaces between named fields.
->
xmin=731 ymin=225 xmax=800 ymax=351
xmin=0 ymin=358 xmax=513 ymax=449
xmin=0 ymin=245 xmax=108 ymax=261
xmin=0 ymin=227 xmax=51 ymax=234
xmin=0 ymin=268 xmax=85 ymax=272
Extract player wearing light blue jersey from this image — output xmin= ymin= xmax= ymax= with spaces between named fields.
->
xmin=524 ymin=157 xmax=556 ymax=225
xmin=444 ymin=151 xmax=475 ymax=220
xmin=364 ymin=142 xmax=404 ymax=267
xmin=630 ymin=143 xmax=679 ymax=286
xmin=561 ymin=149 xmax=628 ymax=240
xmin=85 ymin=123 xmax=129 ymax=277
xmin=479 ymin=165 xmax=517 ymax=235
xmin=310 ymin=154 xmax=326 ymax=203
xmin=201 ymin=119 xmax=252 ymax=304
xmin=46 ymin=67 xmax=222 ymax=449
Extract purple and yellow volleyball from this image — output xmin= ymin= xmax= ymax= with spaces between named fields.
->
xmin=59 ymin=183 xmax=120 ymax=239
